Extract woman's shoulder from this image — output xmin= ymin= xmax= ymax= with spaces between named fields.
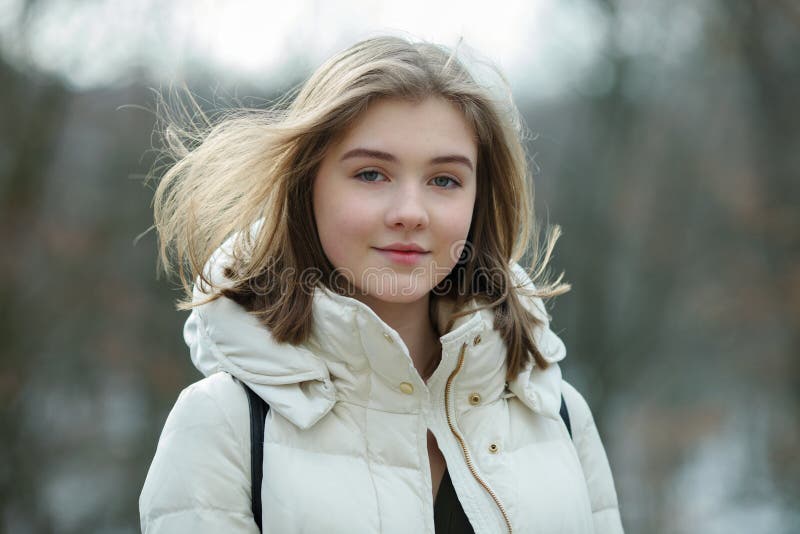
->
xmin=168 ymin=372 xmax=250 ymax=435
xmin=560 ymin=378 xmax=623 ymax=529
xmin=560 ymin=379 xmax=596 ymax=437
xmin=140 ymin=372 xmax=256 ymax=533
xmin=153 ymin=371 xmax=251 ymax=468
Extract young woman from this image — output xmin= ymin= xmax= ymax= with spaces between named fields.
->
xmin=139 ymin=36 xmax=623 ymax=533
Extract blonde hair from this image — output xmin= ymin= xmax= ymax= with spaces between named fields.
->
xmin=150 ymin=36 xmax=570 ymax=379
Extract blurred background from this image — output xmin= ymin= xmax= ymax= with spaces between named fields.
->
xmin=1 ymin=0 xmax=798 ymax=532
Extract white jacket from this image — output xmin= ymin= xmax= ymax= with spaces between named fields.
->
xmin=140 ymin=250 xmax=623 ymax=533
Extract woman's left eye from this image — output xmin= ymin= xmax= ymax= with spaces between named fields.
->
xmin=431 ymin=176 xmax=460 ymax=188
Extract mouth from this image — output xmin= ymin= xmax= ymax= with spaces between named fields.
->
xmin=372 ymin=247 xmax=430 ymax=266
xmin=376 ymin=242 xmax=429 ymax=253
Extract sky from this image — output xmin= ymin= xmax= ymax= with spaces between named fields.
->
xmin=0 ymin=0 xmax=616 ymax=99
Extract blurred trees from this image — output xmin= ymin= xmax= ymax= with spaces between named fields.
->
xmin=527 ymin=1 xmax=800 ymax=530
xmin=0 ymin=0 xmax=798 ymax=532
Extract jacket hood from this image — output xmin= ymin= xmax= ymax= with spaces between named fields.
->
xmin=184 ymin=226 xmax=566 ymax=429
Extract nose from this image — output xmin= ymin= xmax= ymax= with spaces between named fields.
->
xmin=384 ymin=183 xmax=429 ymax=230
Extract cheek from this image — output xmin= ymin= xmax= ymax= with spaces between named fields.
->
xmin=313 ymin=184 xmax=374 ymax=269
xmin=434 ymin=197 xmax=475 ymax=268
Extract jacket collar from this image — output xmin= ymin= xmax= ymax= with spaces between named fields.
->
xmin=184 ymin=232 xmax=566 ymax=429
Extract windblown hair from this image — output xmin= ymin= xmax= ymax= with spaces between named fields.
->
xmin=151 ymin=35 xmax=570 ymax=379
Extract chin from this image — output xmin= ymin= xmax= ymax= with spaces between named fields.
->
xmin=381 ymin=291 xmax=430 ymax=304
xmin=362 ymin=282 xmax=432 ymax=304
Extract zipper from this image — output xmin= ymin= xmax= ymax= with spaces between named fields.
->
xmin=445 ymin=342 xmax=513 ymax=533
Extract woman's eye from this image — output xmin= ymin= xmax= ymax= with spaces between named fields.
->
xmin=355 ymin=170 xmax=386 ymax=182
xmin=431 ymin=175 xmax=460 ymax=188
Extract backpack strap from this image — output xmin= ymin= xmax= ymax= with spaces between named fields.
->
xmin=241 ymin=382 xmax=269 ymax=533
xmin=559 ymin=393 xmax=572 ymax=439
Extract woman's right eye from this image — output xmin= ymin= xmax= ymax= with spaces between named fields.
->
xmin=355 ymin=170 xmax=387 ymax=182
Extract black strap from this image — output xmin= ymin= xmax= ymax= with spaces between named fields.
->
xmin=242 ymin=382 xmax=269 ymax=533
xmin=241 ymin=383 xmax=571 ymax=533
xmin=560 ymin=393 xmax=572 ymax=439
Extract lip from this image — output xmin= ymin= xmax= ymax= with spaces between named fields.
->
xmin=373 ymin=245 xmax=430 ymax=266
xmin=377 ymin=242 xmax=429 ymax=253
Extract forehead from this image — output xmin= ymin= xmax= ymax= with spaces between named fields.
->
xmin=330 ymin=97 xmax=478 ymax=161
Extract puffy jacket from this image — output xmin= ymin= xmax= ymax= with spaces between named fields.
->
xmin=139 ymin=244 xmax=624 ymax=533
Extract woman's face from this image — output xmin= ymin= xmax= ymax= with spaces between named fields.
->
xmin=313 ymin=97 xmax=478 ymax=304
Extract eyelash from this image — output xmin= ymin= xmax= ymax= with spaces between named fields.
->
xmin=354 ymin=170 xmax=461 ymax=189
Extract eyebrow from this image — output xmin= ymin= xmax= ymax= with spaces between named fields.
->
xmin=339 ymin=147 xmax=474 ymax=172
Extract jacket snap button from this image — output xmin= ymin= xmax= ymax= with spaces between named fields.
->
xmin=488 ymin=443 xmax=499 ymax=454
xmin=383 ymin=332 xmax=394 ymax=343
xmin=469 ymin=393 xmax=481 ymax=405
xmin=399 ymin=382 xmax=414 ymax=395
xmin=473 ymin=334 xmax=481 ymax=346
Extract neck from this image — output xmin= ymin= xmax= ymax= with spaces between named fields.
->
xmin=355 ymin=292 xmax=441 ymax=380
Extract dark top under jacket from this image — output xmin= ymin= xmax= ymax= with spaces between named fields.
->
xmin=433 ymin=469 xmax=475 ymax=533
